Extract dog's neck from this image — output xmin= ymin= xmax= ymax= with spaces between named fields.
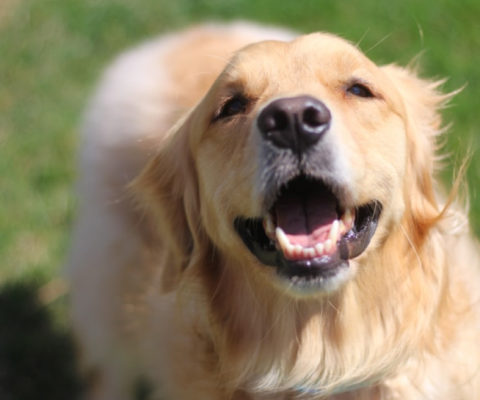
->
xmin=192 ymin=225 xmax=447 ymax=396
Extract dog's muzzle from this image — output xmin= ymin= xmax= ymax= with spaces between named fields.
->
xmin=234 ymin=95 xmax=382 ymax=292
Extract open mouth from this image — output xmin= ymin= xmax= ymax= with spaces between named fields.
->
xmin=234 ymin=175 xmax=382 ymax=290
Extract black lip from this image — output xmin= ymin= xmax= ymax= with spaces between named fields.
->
xmin=234 ymin=201 xmax=382 ymax=288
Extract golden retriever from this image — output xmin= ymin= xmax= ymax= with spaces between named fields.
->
xmin=68 ymin=22 xmax=480 ymax=399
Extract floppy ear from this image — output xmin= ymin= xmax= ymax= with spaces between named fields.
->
xmin=381 ymin=64 xmax=456 ymax=244
xmin=131 ymin=113 xmax=202 ymax=287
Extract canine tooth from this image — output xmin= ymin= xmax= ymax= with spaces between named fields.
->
xmin=315 ymin=243 xmax=324 ymax=255
xmin=329 ymin=220 xmax=340 ymax=242
xmin=275 ymin=227 xmax=290 ymax=250
xmin=342 ymin=209 xmax=354 ymax=228
xmin=324 ymin=239 xmax=333 ymax=253
xmin=264 ymin=215 xmax=276 ymax=237
xmin=339 ymin=220 xmax=346 ymax=235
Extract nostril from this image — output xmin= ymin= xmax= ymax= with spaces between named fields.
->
xmin=303 ymin=106 xmax=325 ymax=128
xmin=272 ymin=110 xmax=289 ymax=131
xmin=302 ymin=104 xmax=331 ymax=131
xmin=260 ymin=110 xmax=289 ymax=133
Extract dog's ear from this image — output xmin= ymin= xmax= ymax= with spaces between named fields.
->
xmin=381 ymin=64 xmax=456 ymax=243
xmin=131 ymin=113 xmax=202 ymax=286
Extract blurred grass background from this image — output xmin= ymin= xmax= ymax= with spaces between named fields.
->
xmin=0 ymin=0 xmax=479 ymax=398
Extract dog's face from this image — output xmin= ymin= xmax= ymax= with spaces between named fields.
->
xmin=140 ymin=33 xmax=442 ymax=296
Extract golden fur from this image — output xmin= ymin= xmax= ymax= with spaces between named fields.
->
xmin=68 ymin=22 xmax=480 ymax=399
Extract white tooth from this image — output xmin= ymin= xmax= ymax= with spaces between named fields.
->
xmin=324 ymin=239 xmax=333 ymax=253
xmin=285 ymin=244 xmax=295 ymax=258
xmin=339 ymin=220 xmax=346 ymax=235
xmin=264 ymin=215 xmax=275 ymax=237
xmin=343 ymin=209 xmax=354 ymax=228
xmin=304 ymin=248 xmax=316 ymax=259
xmin=329 ymin=220 xmax=340 ymax=242
xmin=276 ymin=227 xmax=290 ymax=250
xmin=315 ymin=243 xmax=324 ymax=255
xmin=293 ymin=245 xmax=303 ymax=257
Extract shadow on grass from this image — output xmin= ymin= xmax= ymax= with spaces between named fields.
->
xmin=0 ymin=280 xmax=83 ymax=400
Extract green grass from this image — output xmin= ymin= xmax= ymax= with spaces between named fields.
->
xmin=1 ymin=0 xmax=479 ymax=397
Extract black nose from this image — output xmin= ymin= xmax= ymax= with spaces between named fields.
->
xmin=257 ymin=95 xmax=331 ymax=153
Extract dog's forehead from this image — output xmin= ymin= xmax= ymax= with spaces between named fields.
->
xmin=223 ymin=33 xmax=377 ymax=87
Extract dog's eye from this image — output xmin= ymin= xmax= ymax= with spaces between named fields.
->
xmin=347 ymin=83 xmax=375 ymax=98
xmin=214 ymin=95 xmax=249 ymax=121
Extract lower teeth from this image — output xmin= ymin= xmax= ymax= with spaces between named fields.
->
xmin=265 ymin=209 xmax=355 ymax=260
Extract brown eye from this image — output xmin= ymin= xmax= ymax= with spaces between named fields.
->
xmin=214 ymin=95 xmax=249 ymax=121
xmin=347 ymin=83 xmax=375 ymax=98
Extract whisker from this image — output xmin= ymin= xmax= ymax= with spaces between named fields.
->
xmin=355 ymin=29 xmax=370 ymax=49
xmin=415 ymin=21 xmax=425 ymax=48
xmin=365 ymin=33 xmax=392 ymax=54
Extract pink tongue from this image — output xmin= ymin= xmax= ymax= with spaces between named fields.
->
xmin=275 ymin=188 xmax=338 ymax=247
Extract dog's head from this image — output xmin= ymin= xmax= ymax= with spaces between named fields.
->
xmin=137 ymin=33 xmax=446 ymax=296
